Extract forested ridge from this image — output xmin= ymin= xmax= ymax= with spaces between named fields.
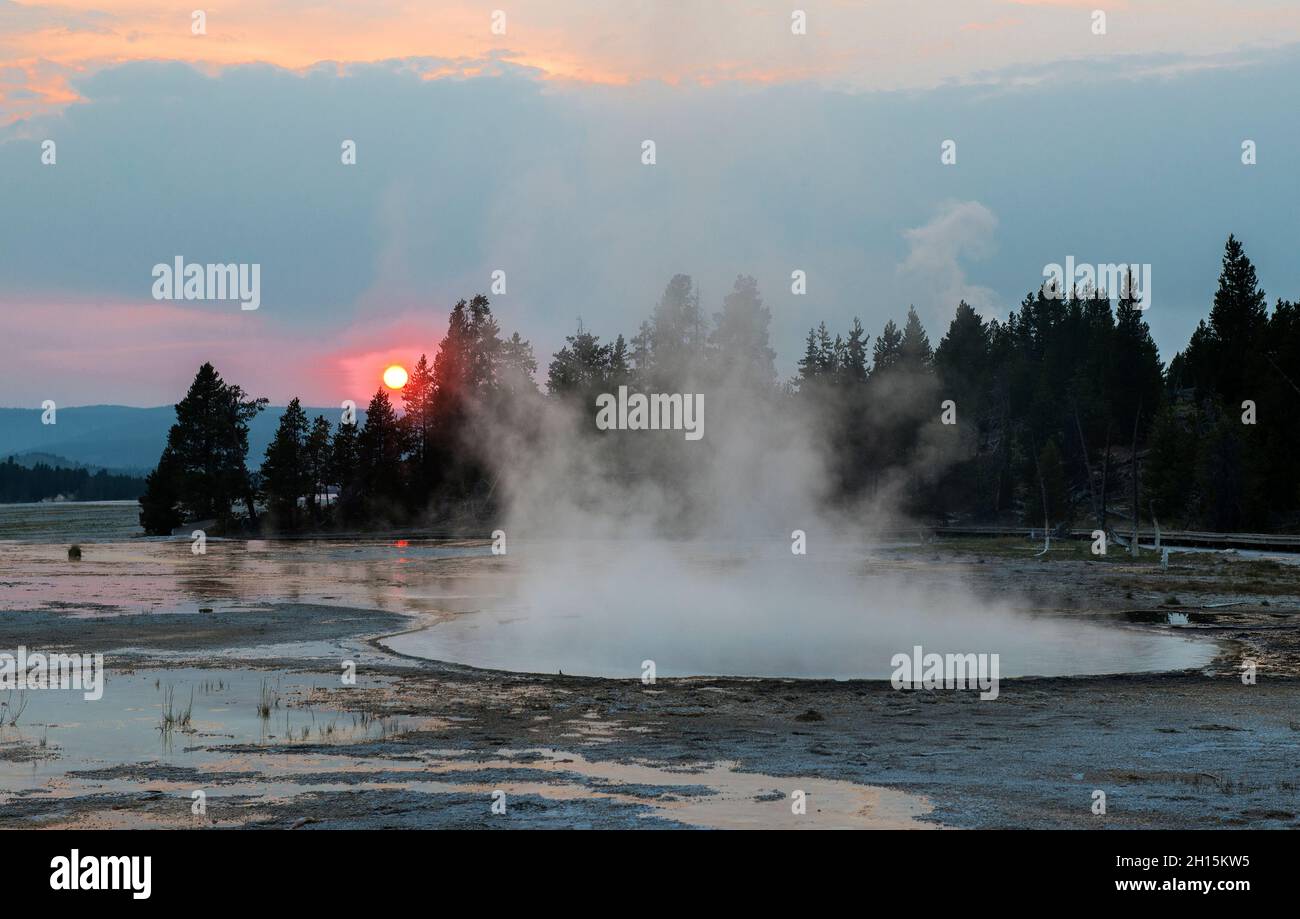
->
xmin=0 ymin=457 xmax=147 ymax=503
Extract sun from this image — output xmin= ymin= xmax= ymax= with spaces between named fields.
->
xmin=382 ymin=364 xmax=408 ymax=390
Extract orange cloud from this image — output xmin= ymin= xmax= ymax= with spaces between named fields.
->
xmin=2 ymin=0 xmax=1297 ymax=125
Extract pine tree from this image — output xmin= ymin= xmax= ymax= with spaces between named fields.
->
xmin=872 ymin=319 xmax=903 ymax=374
xmin=426 ymin=299 xmax=475 ymax=496
xmin=842 ymin=318 xmax=870 ymax=384
xmin=630 ymin=320 xmax=654 ymax=373
xmin=137 ymin=362 xmax=265 ymax=534
xmin=547 ymin=323 xmax=613 ymax=396
xmin=1183 ymin=235 xmax=1268 ymax=403
xmin=796 ymin=328 xmax=820 ymax=387
xmin=934 ymin=301 xmax=988 ymax=401
xmin=500 ymin=332 xmax=539 ymax=397
xmin=899 ymin=306 xmax=934 ymax=370
xmin=260 ymin=397 xmax=310 ymax=525
xmin=709 ymin=275 xmax=776 ymax=388
xmin=432 ymin=299 xmax=472 ymax=421
xmin=1210 ymin=235 xmax=1268 ymax=349
xmin=303 ymin=415 xmax=334 ymax=518
xmin=468 ymin=294 xmax=503 ymax=391
xmin=1194 ymin=411 xmax=1249 ymax=531
xmin=402 ymin=354 xmax=435 ymax=475
xmin=1110 ymin=278 xmax=1164 ymax=440
xmin=330 ymin=419 xmax=361 ymax=519
xmin=1075 ymin=295 xmax=1116 ymax=436
xmin=138 ymin=449 xmax=184 ymax=535
xmin=607 ymin=334 xmax=631 ymax=384
xmin=1144 ymin=405 xmax=1195 ymax=521
xmin=815 ymin=322 xmax=836 ymax=376
xmin=358 ymin=389 xmax=405 ymax=507
xmin=647 ymin=274 xmax=703 ymax=384
xmin=1259 ymin=299 xmax=1300 ymax=520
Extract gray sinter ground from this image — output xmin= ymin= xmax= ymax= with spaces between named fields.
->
xmin=1 ymin=538 xmax=1297 ymax=829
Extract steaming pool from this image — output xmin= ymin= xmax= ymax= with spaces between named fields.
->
xmin=384 ymin=610 xmax=1217 ymax=679
xmin=0 ymin=508 xmax=1221 ymax=682
xmin=382 ymin=547 xmax=1221 ymax=680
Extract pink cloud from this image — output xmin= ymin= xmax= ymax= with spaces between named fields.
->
xmin=0 ymin=294 xmax=448 ymax=408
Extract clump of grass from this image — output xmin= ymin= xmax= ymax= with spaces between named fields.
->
xmin=159 ymin=686 xmax=176 ymax=732
xmin=257 ymin=680 xmax=279 ymax=719
xmin=2 ymin=690 xmax=30 ymax=726
xmin=158 ymin=686 xmax=194 ymax=733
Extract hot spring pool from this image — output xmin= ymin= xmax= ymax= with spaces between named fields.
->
xmin=381 ymin=545 xmax=1220 ymax=679
xmin=383 ymin=610 xmax=1217 ymax=679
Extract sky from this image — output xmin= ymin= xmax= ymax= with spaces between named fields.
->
xmin=2 ymin=0 xmax=1300 ymax=407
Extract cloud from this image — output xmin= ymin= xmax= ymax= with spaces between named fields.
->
xmin=961 ymin=17 xmax=1025 ymax=33
xmin=0 ymin=292 xmax=445 ymax=407
xmin=2 ymin=0 xmax=1299 ymax=123
xmin=3 ymin=45 xmax=1300 ymax=405
xmin=899 ymin=202 xmax=1001 ymax=325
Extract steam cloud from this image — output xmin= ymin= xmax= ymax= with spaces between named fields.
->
xmin=406 ymin=357 xmax=1214 ymax=679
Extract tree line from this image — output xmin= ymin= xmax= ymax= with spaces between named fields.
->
xmin=139 ymin=295 xmax=537 ymax=533
xmin=0 ymin=457 xmax=147 ymax=504
xmin=139 ymin=235 xmax=1299 ymax=536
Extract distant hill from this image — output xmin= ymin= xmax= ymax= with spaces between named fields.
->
xmin=0 ymin=455 xmax=148 ymax=503
xmin=7 ymin=451 xmax=119 ymax=472
xmin=0 ymin=405 xmax=364 ymax=473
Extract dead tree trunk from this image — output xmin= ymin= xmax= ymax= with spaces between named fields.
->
xmin=993 ymin=393 xmax=1010 ymax=514
xmin=1029 ymin=431 xmax=1050 ymax=552
xmin=1099 ymin=421 xmax=1112 ymax=534
xmin=1072 ymin=402 xmax=1100 ymax=527
xmin=1130 ymin=399 xmax=1143 ymax=558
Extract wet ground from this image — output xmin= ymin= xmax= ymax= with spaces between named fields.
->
xmin=1 ymin=521 xmax=1297 ymax=829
